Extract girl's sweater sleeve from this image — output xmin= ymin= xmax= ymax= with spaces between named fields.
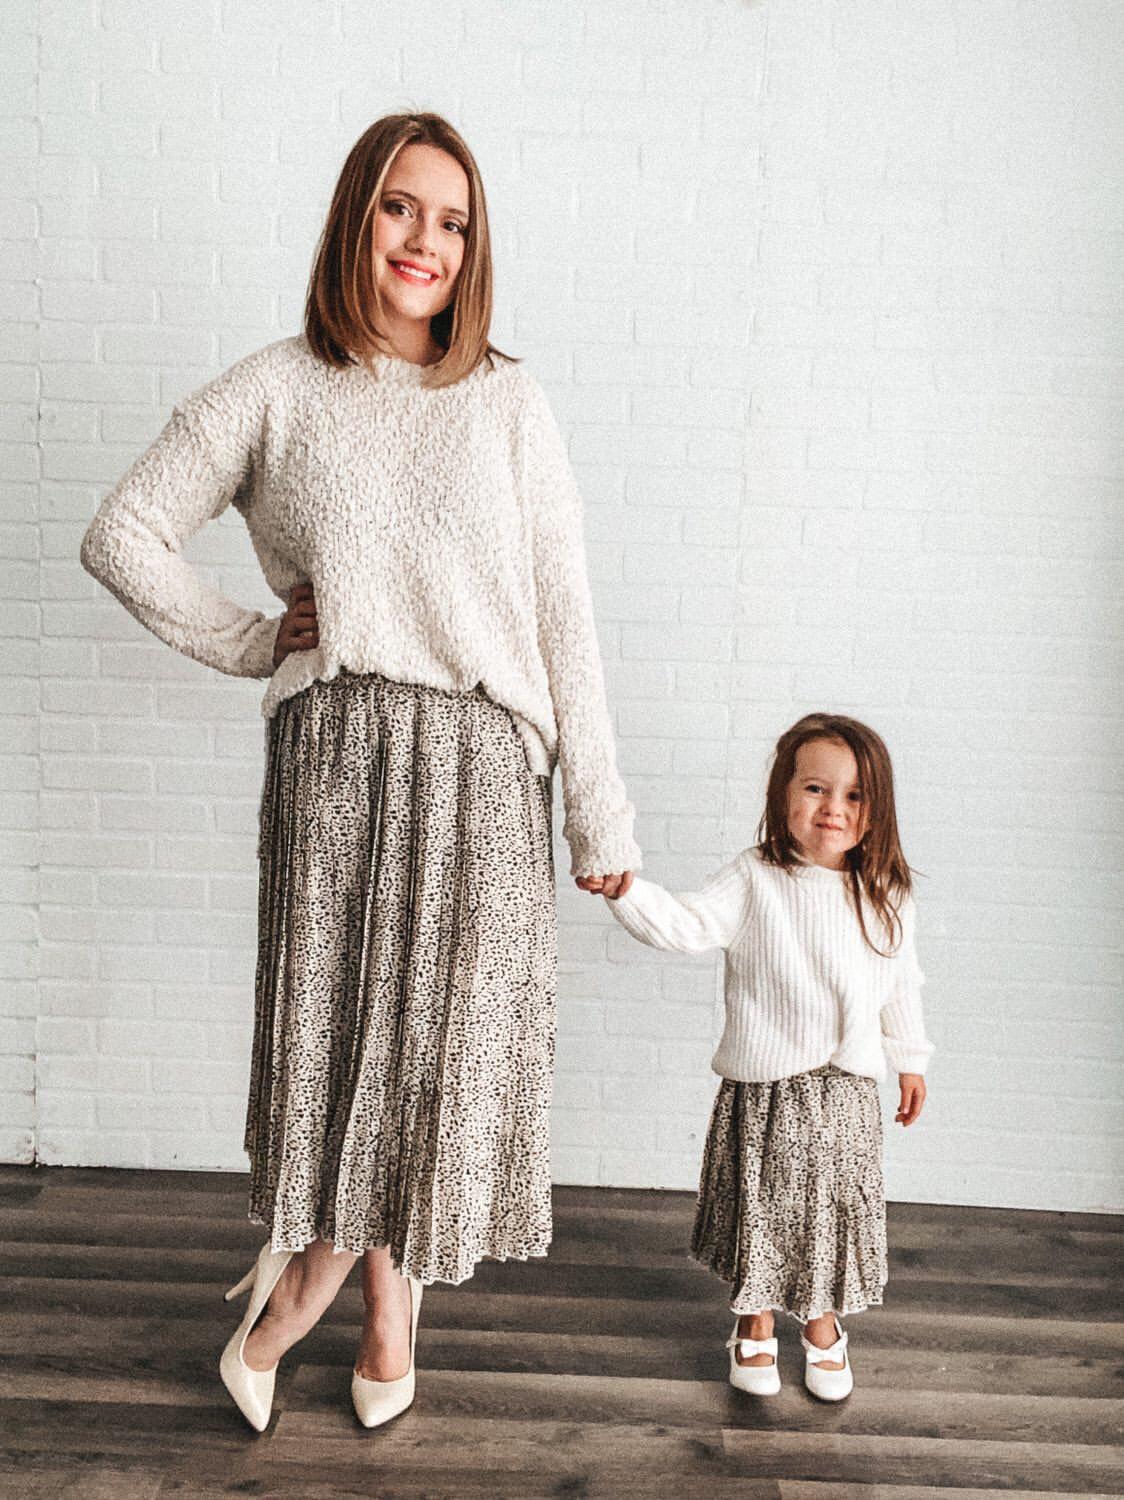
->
xmin=79 ymin=356 xmax=284 ymax=679
xmin=879 ymin=897 xmax=935 ymax=1075
xmin=519 ymin=375 xmax=641 ymax=879
xmin=602 ymin=852 xmax=752 ymax=954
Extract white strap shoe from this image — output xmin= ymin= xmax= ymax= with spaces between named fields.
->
xmin=800 ymin=1315 xmax=853 ymax=1401
xmin=219 ymin=1242 xmax=296 ymax=1432
xmin=351 ymin=1274 xmax=424 ymax=1429
xmin=726 ymin=1322 xmax=781 ymax=1396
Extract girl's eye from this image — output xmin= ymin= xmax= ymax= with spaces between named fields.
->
xmin=445 ymin=220 xmax=465 ymax=234
xmin=384 ymin=200 xmax=408 ymax=216
xmin=848 ymin=791 xmax=863 ymax=801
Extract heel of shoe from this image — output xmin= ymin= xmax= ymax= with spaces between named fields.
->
xmin=224 ymin=1264 xmax=257 ymax=1302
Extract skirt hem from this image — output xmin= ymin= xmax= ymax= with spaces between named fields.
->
xmin=246 ymin=1208 xmax=553 ymax=1288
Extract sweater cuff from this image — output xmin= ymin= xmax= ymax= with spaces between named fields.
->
xmin=566 ymin=827 xmax=643 ymax=881
xmin=238 ymin=613 xmax=284 ymax=678
xmin=882 ymin=1035 xmax=934 ymax=1076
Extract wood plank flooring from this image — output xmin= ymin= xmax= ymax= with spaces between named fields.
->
xmin=0 ymin=1166 xmax=1120 ymax=1498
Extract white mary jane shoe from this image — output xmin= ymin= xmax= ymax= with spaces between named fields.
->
xmin=800 ymin=1315 xmax=854 ymax=1401
xmin=725 ymin=1321 xmax=782 ymax=1396
xmin=351 ymin=1275 xmax=424 ymax=1429
xmin=219 ymin=1242 xmax=296 ymax=1432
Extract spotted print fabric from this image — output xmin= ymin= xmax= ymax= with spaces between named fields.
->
xmin=244 ymin=667 xmax=558 ymax=1285
xmin=691 ymin=1063 xmax=888 ymax=1321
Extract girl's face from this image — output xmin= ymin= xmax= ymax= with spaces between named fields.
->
xmin=371 ymin=142 xmax=470 ymax=347
xmin=785 ymin=738 xmax=866 ymax=869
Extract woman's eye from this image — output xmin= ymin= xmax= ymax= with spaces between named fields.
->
xmin=848 ymin=791 xmax=863 ymax=802
xmin=384 ymin=200 xmax=408 ymax=215
xmin=444 ymin=220 xmax=465 ymax=234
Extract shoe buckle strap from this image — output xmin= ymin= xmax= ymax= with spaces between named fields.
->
xmin=726 ymin=1335 xmax=777 ymax=1357
xmin=802 ymin=1329 xmax=847 ymax=1361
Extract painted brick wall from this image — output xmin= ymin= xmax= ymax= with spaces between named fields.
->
xmin=3 ymin=0 xmax=1121 ymax=1211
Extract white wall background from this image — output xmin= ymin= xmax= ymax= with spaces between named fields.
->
xmin=2 ymin=0 xmax=1121 ymax=1212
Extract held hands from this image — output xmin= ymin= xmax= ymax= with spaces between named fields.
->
xmin=896 ymin=1073 xmax=926 ymax=1126
xmin=576 ymin=872 xmax=635 ymax=900
xmin=273 ymin=580 xmax=319 ymax=669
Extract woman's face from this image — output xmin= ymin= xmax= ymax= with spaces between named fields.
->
xmin=372 ymin=143 xmax=470 ymax=338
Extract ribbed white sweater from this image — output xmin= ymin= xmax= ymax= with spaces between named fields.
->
xmin=605 ymin=846 xmax=934 ymax=1082
xmin=78 ymin=335 xmax=640 ymax=878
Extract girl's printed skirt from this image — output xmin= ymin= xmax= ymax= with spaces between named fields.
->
xmin=691 ymin=1063 xmax=888 ymax=1321
xmin=244 ymin=668 xmax=558 ymax=1285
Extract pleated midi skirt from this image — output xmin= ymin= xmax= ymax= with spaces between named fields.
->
xmin=244 ymin=668 xmax=558 ymax=1285
xmin=690 ymin=1064 xmax=888 ymax=1321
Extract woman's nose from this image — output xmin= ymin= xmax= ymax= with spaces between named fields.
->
xmin=405 ymin=216 xmax=437 ymax=252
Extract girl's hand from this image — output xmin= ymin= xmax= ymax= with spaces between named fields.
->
xmin=577 ymin=871 xmax=634 ymax=900
xmin=273 ymin=580 xmax=319 ymax=668
xmin=895 ymin=1073 xmax=926 ymax=1126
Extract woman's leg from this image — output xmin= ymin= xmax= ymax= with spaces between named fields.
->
xmin=354 ymin=1245 xmax=415 ymax=1380
xmin=242 ymin=1237 xmax=360 ymax=1372
xmin=733 ymin=1309 xmax=776 ymax=1366
xmin=802 ymin=1310 xmax=846 ymax=1370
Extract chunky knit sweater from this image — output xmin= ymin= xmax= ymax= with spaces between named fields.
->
xmin=605 ymin=846 xmax=934 ymax=1082
xmin=79 ymin=335 xmax=640 ymax=878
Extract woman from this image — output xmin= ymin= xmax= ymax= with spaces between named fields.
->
xmin=79 ymin=112 xmax=639 ymax=1431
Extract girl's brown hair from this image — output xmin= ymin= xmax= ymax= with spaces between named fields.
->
xmin=756 ymin=712 xmax=912 ymax=956
xmin=304 ymin=112 xmax=513 ymax=389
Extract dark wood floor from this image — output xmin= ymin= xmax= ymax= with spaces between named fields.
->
xmin=0 ymin=1166 xmax=1121 ymax=1498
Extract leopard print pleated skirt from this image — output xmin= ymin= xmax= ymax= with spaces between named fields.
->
xmin=244 ymin=668 xmax=558 ymax=1285
xmin=691 ymin=1064 xmax=888 ymax=1321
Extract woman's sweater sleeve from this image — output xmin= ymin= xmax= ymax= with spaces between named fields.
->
xmin=603 ymin=852 xmax=752 ymax=954
xmin=519 ymin=375 xmax=641 ymax=878
xmin=79 ymin=356 xmax=284 ymax=679
xmin=879 ymin=897 xmax=935 ymax=1075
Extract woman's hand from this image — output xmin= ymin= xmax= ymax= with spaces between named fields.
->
xmin=576 ymin=872 xmax=634 ymax=900
xmin=273 ymin=580 xmax=319 ymax=668
xmin=895 ymin=1073 xmax=926 ymax=1126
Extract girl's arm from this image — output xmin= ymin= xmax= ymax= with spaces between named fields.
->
xmin=879 ymin=897 xmax=935 ymax=1075
xmin=79 ymin=353 xmax=284 ymax=679
xmin=519 ymin=374 xmax=641 ymax=880
xmin=603 ymin=851 xmax=752 ymax=954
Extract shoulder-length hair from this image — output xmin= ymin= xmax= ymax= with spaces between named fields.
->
xmin=304 ymin=111 xmax=514 ymax=389
xmin=756 ymin=712 xmax=913 ymax=956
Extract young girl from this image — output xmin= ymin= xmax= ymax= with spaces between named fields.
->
xmin=596 ymin=712 xmax=933 ymax=1401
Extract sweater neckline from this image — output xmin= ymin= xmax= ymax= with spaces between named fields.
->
xmin=754 ymin=848 xmax=847 ymax=883
xmin=358 ymin=350 xmax=430 ymax=386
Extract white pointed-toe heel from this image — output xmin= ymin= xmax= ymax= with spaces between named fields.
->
xmin=351 ymin=1275 xmax=423 ymax=1429
xmin=219 ymin=1242 xmax=296 ymax=1432
xmin=801 ymin=1314 xmax=854 ymax=1401
xmin=726 ymin=1319 xmax=782 ymax=1396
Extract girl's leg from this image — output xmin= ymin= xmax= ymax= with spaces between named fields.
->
xmin=733 ymin=1309 xmax=776 ymax=1366
xmin=242 ymin=1236 xmax=360 ymax=1372
xmin=354 ymin=1244 xmax=415 ymax=1381
xmin=802 ymin=1310 xmax=846 ymax=1370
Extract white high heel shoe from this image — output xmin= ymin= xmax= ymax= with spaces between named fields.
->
xmin=351 ymin=1274 xmax=423 ymax=1429
xmin=219 ymin=1242 xmax=296 ymax=1432
xmin=726 ymin=1319 xmax=782 ymax=1396
xmin=800 ymin=1314 xmax=854 ymax=1401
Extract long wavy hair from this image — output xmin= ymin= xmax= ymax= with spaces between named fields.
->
xmin=304 ymin=111 xmax=514 ymax=388
xmin=756 ymin=713 xmax=912 ymax=956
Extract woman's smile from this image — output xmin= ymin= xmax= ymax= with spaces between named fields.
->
xmin=389 ymin=258 xmax=441 ymax=284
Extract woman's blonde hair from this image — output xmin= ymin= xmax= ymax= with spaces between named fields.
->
xmin=304 ymin=111 xmax=514 ymax=388
xmin=756 ymin=712 xmax=913 ymax=956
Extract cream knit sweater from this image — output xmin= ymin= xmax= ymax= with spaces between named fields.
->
xmin=605 ymin=846 xmax=934 ymax=1082
xmin=79 ymin=335 xmax=640 ymax=878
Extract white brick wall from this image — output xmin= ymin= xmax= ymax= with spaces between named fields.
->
xmin=3 ymin=0 xmax=1121 ymax=1211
